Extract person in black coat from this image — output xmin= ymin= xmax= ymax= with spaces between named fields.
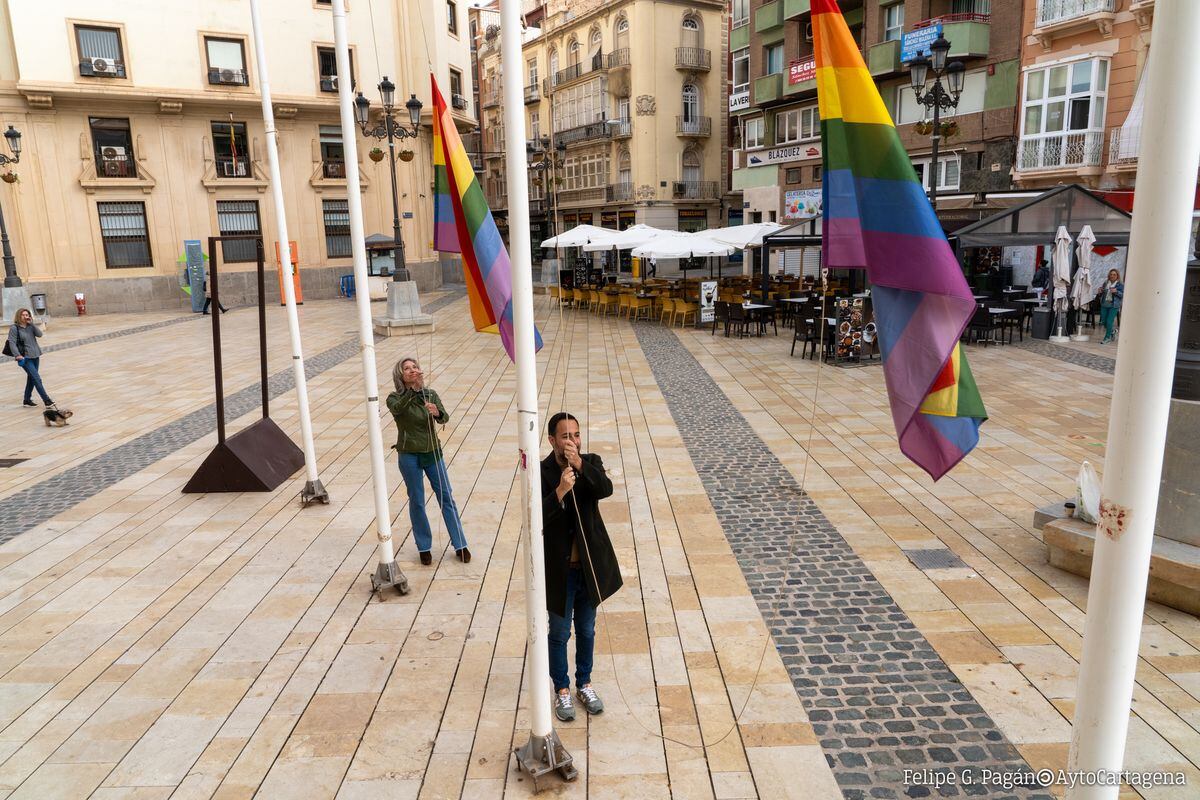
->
xmin=540 ymin=412 xmax=622 ymax=722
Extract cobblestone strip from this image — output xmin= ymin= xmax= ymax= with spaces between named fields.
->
xmin=1 ymin=312 xmax=198 ymax=364
xmin=633 ymin=322 xmax=1053 ymax=800
xmin=0 ymin=290 xmax=465 ymax=544
xmin=1012 ymin=340 xmax=1115 ymax=374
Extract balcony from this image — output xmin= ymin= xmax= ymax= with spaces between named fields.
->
xmin=911 ymin=14 xmax=991 ymax=61
xmin=559 ymin=186 xmax=607 ymax=204
xmin=557 ymin=121 xmax=612 ymax=147
xmin=785 ymin=57 xmax=817 ymax=95
xmin=483 ymin=89 xmax=499 ymax=109
xmin=215 ymin=156 xmax=252 ymax=178
xmin=1108 ymin=126 xmax=1141 ymax=173
xmin=95 ymin=152 xmax=137 ymax=178
xmin=524 ymin=84 xmax=540 ymax=104
xmin=675 ymin=48 xmax=711 ymax=72
xmin=676 ymin=116 xmax=712 ymax=138
xmin=671 ymin=181 xmax=719 ymax=200
xmin=868 ymin=39 xmax=902 ymax=77
xmin=1033 ymin=0 xmax=1116 ymax=49
xmin=784 ymin=0 xmax=810 ymax=21
xmin=755 ymin=1 xmax=783 ymax=33
xmin=1017 ymin=131 xmax=1104 ymax=177
xmin=607 ymin=49 xmax=631 ymax=71
xmin=322 ymin=160 xmax=346 ymax=179
xmin=611 ymin=119 xmax=632 ymax=139
xmin=753 ymin=73 xmax=783 ymax=106
xmin=529 ymin=198 xmax=546 ymax=215
xmin=550 ymin=53 xmax=606 ymax=91
xmin=608 ymin=182 xmax=634 ymax=202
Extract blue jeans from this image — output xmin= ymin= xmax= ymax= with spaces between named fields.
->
xmin=397 ymin=453 xmax=468 ymax=553
xmin=18 ymin=358 xmax=52 ymax=405
xmin=1100 ymin=305 xmax=1120 ymax=340
xmin=548 ymin=566 xmax=596 ymax=692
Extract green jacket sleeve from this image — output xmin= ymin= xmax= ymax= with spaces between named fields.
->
xmin=431 ymin=390 xmax=450 ymax=425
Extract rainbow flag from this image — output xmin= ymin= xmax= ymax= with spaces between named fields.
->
xmin=814 ymin=0 xmax=986 ymax=480
xmin=432 ymin=75 xmax=539 ymax=361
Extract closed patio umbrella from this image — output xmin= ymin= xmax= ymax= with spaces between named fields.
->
xmin=1050 ymin=224 xmax=1072 ymax=341
xmin=1071 ymin=225 xmax=1097 ymax=339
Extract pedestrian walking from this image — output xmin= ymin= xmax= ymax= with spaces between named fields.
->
xmin=386 ymin=357 xmax=470 ymax=565
xmin=5 ymin=309 xmax=54 ymax=408
xmin=201 ymin=279 xmax=228 ymax=315
xmin=540 ymin=411 xmax=622 ymax=722
xmin=1099 ymin=268 xmax=1124 ymax=344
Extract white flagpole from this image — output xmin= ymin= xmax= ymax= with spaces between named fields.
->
xmin=248 ymin=0 xmax=327 ymax=506
xmin=1066 ymin=3 xmax=1200 ymax=798
xmin=501 ymin=0 xmax=575 ymax=787
xmin=331 ymin=0 xmax=407 ymax=595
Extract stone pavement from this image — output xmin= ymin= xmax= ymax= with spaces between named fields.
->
xmin=0 ymin=293 xmax=1196 ymax=799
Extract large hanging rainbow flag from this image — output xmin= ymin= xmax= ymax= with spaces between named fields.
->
xmin=432 ymin=75 xmax=539 ymax=361
xmin=814 ymin=0 xmax=986 ymax=480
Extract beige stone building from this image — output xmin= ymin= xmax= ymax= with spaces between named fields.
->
xmin=476 ymin=0 xmax=728 ymax=272
xmin=0 ymin=0 xmax=475 ymax=315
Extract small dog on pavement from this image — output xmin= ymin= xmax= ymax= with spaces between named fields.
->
xmin=43 ymin=406 xmax=73 ymax=427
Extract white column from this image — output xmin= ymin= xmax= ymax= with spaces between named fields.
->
xmin=1066 ymin=4 xmax=1200 ymax=799
xmin=248 ymin=0 xmax=326 ymax=505
xmin=331 ymin=0 xmax=403 ymax=586
xmin=500 ymin=0 xmax=553 ymax=741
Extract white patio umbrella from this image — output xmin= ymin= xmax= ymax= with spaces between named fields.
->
xmin=703 ymin=222 xmax=785 ymax=250
xmin=1071 ymin=225 xmax=1097 ymax=339
xmin=540 ymin=224 xmax=614 ymax=249
xmin=1050 ymin=224 xmax=1072 ymax=341
xmin=579 ymin=224 xmax=669 ymax=252
xmin=631 ymin=231 xmax=735 ymax=260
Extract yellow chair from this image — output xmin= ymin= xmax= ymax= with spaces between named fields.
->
xmin=574 ymin=288 xmax=589 ymax=309
xmin=629 ymin=296 xmax=654 ymax=321
xmin=588 ymin=290 xmax=602 ymax=312
xmin=674 ymin=298 xmax=699 ymax=327
xmin=617 ymin=293 xmax=632 ymax=318
xmin=548 ymin=285 xmax=560 ymax=306
xmin=659 ymin=297 xmax=676 ymax=325
xmin=596 ymin=292 xmax=618 ymax=316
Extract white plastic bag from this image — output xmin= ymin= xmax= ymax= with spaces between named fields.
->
xmin=1075 ymin=460 xmax=1101 ymax=524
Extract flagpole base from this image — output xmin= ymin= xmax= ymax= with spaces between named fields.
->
xmin=373 ymin=281 xmax=436 ymax=337
xmin=301 ymin=479 xmax=330 ymax=506
xmin=1049 ymin=335 xmax=1071 ymax=343
xmin=513 ymin=729 xmax=576 ymax=791
xmin=371 ymin=559 xmax=410 ymax=595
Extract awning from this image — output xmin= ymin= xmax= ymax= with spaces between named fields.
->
xmin=952 ymin=184 xmax=1132 ymax=248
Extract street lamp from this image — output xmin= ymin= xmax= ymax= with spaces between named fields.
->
xmin=355 ymin=78 xmax=422 ymax=282
xmin=0 ymin=125 xmax=22 ymax=289
xmin=908 ymin=36 xmax=964 ymax=208
xmin=528 ymin=135 xmax=565 ymax=239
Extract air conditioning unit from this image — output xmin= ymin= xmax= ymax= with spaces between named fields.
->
xmin=81 ymin=57 xmax=118 ymax=77
xmin=452 ymin=94 xmax=468 ymax=110
xmin=804 ymin=23 xmax=814 ymax=41
xmin=320 ymin=75 xmax=338 ymax=92
xmin=210 ymin=68 xmax=244 ymax=86
xmin=220 ymin=160 xmax=248 ymax=177
xmin=672 ymin=181 xmax=687 ymax=197
xmin=100 ymin=146 xmax=127 ymax=176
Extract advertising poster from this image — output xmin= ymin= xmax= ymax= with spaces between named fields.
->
xmin=784 ymin=189 xmax=823 ymax=220
xmin=700 ymin=280 xmax=718 ymax=323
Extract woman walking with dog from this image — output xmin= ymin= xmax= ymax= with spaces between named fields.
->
xmin=386 ymin=357 xmax=470 ymax=566
xmin=6 ymin=308 xmax=55 ymax=409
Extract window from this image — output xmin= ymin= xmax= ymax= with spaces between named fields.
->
xmin=884 ymin=3 xmax=904 ymax=43
xmin=549 ymin=49 xmax=559 ymax=78
xmin=682 ymin=150 xmax=701 ymax=183
xmin=90 ymin=118 xmax=136 ymax=178
xmin=317 ymin=47 xmax=354 ymax=92
xmin=617 ymin=150 xmax=631 ymax=184
xmin=552 ymin=77 xmax=606 ymax=131
xmin=785 ymin=167 xmax=802 ymax=184
xmin=216 ymin=200 xmax=261 ymax=263
xmin=569 ymin=40 xmax=581 ymax=67
xmin=732 ymin=48 xmax=750 ymax=96
xmin=529 ymin=109 xmax=540 ymax=141
xmin=813 ymin=164 xmax=822 ymax=181
xmin=211 ymin=121 xmax=251 ymax=177
xmin=896 ymin=69 xmax=986 ymax=123
xmin=206 ymin=37 xmax=248 ymax=86
xmin=912 ymin=155 xmax=960 ymax=191
xmin=323 ymin=199 xmax=351 ymax=258
xmin=682 ymin=84 xmax=699 ymax=122
xmin=776 ymin=105 xmax=819 ymax=144
xmin=447 ymin=0 xmax=458 ymax=35
xmin=682 ymin=17 xmax=700 ymax=49
xmin=1019 ymin=57 xmax=1109 ymax=170
xmin=527 ymin=57 xmax=538 ymax=88
xmin=449 ymin=67 xmax=463 ymax=100
xmin=952 ymin=0 xmax=991 ymax=14
xmin=615 ymin=18 xmax=630 ymax=51
xmin=97 ymin=202 xmax=151 ymax=268
xmin=732 ymin=0 xmax=749 ymax=29
xmin=561 ymin=152 xmax=608 ymax=190
xmin=765 ymin=44 xmax=784 ymax=75
xmin=76 ymin=25 xmax=126 ymax=78
xmin=589 ymin=30 xmax=602 ymax=61
xmin=320 ymin=125 xmax=344 ymax=178
xmin=745 ymin=117 xmax=764 ymax=148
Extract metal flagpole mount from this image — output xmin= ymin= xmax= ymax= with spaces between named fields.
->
xmin=301 ymin=479 xmax=329 ymax=506
xmin=513 ymin=729 xmax=577 ymax=790
xmin=370 ymin=556 xmax=409 ymax=595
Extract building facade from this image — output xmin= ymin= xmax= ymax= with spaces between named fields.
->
xmin=733 ymin=0 xmax=1021 ymax=231
xmin=476 ymin=0 xmax=728 ymax=267
xmin=0 ymin=0 xmax=475 ymax=315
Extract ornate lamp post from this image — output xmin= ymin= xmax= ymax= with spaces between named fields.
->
xmin=354 ymin=78 xmax=422 ymax=282
xmin=527 ymin=136 xmax=564 ymax=239
xmin=907 ymin=37 xmax=965 ymax=208
xmin=0 ymin=125 xmax=24 ymax=289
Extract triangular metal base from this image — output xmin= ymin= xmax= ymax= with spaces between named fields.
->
xmin=513 ymin=729 xmax=576 ymax=792
xmin=183 ymin=417 xmax=305 ymax=493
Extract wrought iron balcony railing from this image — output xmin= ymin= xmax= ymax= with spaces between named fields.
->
xmin=675 ymin=47 xmax=711 ymax=71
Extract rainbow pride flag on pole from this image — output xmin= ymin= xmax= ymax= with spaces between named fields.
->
xmin=814 ymin=0 xmax=986 ymax=480
xmin=432 ymin=75 xmax=539 ymax=362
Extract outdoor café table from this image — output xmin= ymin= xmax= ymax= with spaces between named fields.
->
xmin=742 ymin=303 xmax=774 ymax=336
xmin=1002 ymin=289 xmax=1028 ymax=295
xmin=1015 ymin=298 xmax=1046 ymax=305
xmin=972 ymin=294 xmax=990 ymax=300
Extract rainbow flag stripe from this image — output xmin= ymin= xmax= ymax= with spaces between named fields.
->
xmin=814 ymin=0 xmax=986 ymax=480
xmin=432 ymin=75 xmax=539 ymax=361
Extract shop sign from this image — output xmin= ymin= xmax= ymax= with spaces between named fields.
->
xmin=578 ymin=212 xmax=594 ymax=225
xmin=784 ymin=188 xmax=823 ymax=220
xmin=746 ymin=142 xmax=822 ymax=166
xmin=788 ymin=58 xmax=816 ymax=85
xmin=729 ymin=91 xmax=750 ymax=112
xmin=901 ymin=23 xmax=942 ymax=64
xmin=601 ymin=210 xmax=618 ymax=228
xmin=618 ymin=211 xmax=636 ymax=230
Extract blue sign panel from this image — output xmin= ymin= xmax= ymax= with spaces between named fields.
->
xmin=185 ymin=239 xmax=206 ymax=313
xmin=901 ymin=23 xmax=943 ymax=64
